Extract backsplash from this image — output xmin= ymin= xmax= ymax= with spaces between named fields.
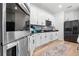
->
xmin=30 ymin=25 xmax=57 ymax=34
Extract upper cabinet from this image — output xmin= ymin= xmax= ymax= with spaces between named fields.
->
xmin=30 ymin=5 xmax=38 ymax=25
xmin=65 ymin=12 xmax=75 ymax=21
xmin=64 ymin=10 xmax=79 ymax=21
xmin=30 ymin=5 xmax=55 ymax=26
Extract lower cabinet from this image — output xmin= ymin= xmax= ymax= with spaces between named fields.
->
xmin=41 ymin=33 xmax=46 ymax=45
xmin=29 ymin=32 xmax=58 ymax=55
xmin=19 ymin=37 xmax=28 ymax=56
xmin=45 ymin=33 xmax=50 ymax=43
xmin=53 ymin=32 xmax=58 ymax=40
xmin=34 ymin=34 xmax=41 ymax=48
xmin=29 ymin=34 xmax=35 ymax=55
xmin=49 ymin=32 xmax=53 ymax=41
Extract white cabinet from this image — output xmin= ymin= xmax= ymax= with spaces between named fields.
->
xmin=64 ymin=12 xmax=78 ymax=21
xmin=45 ymin=32 xmax=54 ymax=43
xmin=37 ymin=13 xmax=42 ymax=25
xmin=30 ymin=6 xmax=38 ymax=25
xmin=19 ymin=37 xmax=28 ymax=56
xmin=34 ymin=33 xmax=41 ymax=48
xmin=45 ymin=33 xmax=50 ymax=43
xmin=29 ymin=34 xmax=36 ymax=55
xmin=53 ymin=32 xmax=58 ymax=40
xmin=47 ymin=32 xmax=51 ymax=42
xmin=30 ymin=13 xmax=37 ymax=24
xmin=49 ymin=32 xmax=53 ymax=41
xmin=30 ymin=8 xmax=46 ymax=25
xmin=35 ymin=33 xmax=46 ymax=48
xmin=42 ymin=19 xmax=45 ymax=25
xmin=40 ymin=33 xmax=45 ymax=45
xmin=29 ymin=32 xmax=58 ymax=55
xmin=37 ymin=20 xmax=42 ymax=25
xmin=30 ymin=18 xmax=37 ymax=25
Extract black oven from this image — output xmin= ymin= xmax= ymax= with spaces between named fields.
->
xmin=3 ymin=41 xmax=19 ymax=56
xmin=7 ymin=46 xmax=16 ymax=56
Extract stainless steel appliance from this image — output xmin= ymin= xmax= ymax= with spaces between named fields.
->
xmin=64 ymin=20 xmax=79 ymax=43
xmin=0 ymin=3 xmax=2 ymax=56
xmin=3 ymin=36 xmax=29 ymax=56
xmin=1 ymin=3 xmax=30 ymax=56
xmin=46 ymin=20 xmax=51 ymax=26
xmin=4 ymin=3 xmax=30 ymax=44
xmin=3 ymin=41 xmax=19 ymax=56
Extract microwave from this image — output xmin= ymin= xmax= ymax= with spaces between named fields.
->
xmin=6 ymin=3 xmax=30 ymax=31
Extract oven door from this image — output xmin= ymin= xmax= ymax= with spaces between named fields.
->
xmin=3 ymin=41 xmax=19 ymax=56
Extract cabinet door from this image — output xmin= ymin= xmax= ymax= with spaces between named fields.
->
xmin=41 ymin=33 xmax=45 ymax=45
xmin=53 ymin=32 xmax=58 ymax=40
xmin=30 ymin=7 xmax=38 ymax=25
xmin=19 ymin=37 xmax=28 ymax=56
xmin=35 ymin=33 xmax=46 ymax=47
xmin=28 ymin=35 xmax=35 ymax=56
xmin=45 ymin=33 xmax=49 ymax=44
xmin=41 ymin=16 xmax=45 ymax=25
xmin=35 ymin=34 xmax=41 ymax=48
xmin=37 ymin=9 xmax=42 ymax=25
xmin=47 ymin=33 xmax=51 ymax=42
xmin=53 ymin=32 xmax=55 ymax=40
xmin=30 ymin=16 xmax=37 ymax=25
xmin=29 ymin=35 xmax=36 ymax=55
xmin=37 ymin=19 xmax=42 ymax=25
xmin=51 ymin=32 xmax=54 ymax=41
xmin=49 ymin=32 xmax=53 ymax=41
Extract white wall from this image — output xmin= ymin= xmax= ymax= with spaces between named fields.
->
xmin=54 ymin=12 xmax=64 ymax=40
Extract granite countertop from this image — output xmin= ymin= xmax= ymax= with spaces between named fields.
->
xmin=30 ymin=30 xmax=59 ymax=36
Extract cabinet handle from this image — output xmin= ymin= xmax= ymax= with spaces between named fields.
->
xmin=33 ymin=40 xmax=34 ymax=44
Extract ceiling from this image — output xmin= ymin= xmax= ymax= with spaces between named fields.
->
xmin=31 ymin=3 xmax=79 ymax=14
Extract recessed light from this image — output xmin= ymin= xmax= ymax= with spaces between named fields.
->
xmin=58 ymin=5 xmax=63 ymax=8
xmin=14 ymin=6 xmax=18 ymax=10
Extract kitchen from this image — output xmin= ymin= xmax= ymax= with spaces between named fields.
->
xmin=29 ymin=3 xmax=79 ymax=56
xmin=0 ymin=3 xmax=79 ymax=56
